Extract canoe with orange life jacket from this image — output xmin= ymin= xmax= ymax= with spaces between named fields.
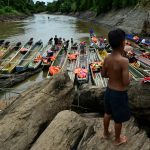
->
xmin=74 ymin=68 xmax=88 ymax=78
xmin=42 ymin=56 xmax=56 ymax=65
xmin=49 ymin=66 xmax=61 ymax=76
xmin=90 ymin=61 xmax=103 ymax=72
xmin=92 ymin=36 xmax=98 ymax=43
xmin=50 ymin=56 xmax=56 ymax=61
xmin=34 ymin=55 xmax=42 ymax=63
xmin=68 ymin=53 xmax=78 ymax=60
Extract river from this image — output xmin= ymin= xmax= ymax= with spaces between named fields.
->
xmin=0 ymin=14 xmax=108 ymax=99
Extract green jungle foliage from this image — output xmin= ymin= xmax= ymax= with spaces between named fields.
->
xmin=1 ymin=0 xmax=147 ymax=15
xmin=47 ymin=0 xmax=139 ymax=14
xmin=0 ymin=0 xmax=46 ymax=15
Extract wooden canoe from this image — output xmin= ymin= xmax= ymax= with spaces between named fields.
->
xmin=46 ymin=46 xmax=68 ymax=79
xmin=130 ymin=61 xmax=150 ymax=77
xmin=16 ymin=40 xmax=43 ymax=73
xmin=135 ymin=55 xmax=150 ymax=67
xmin=0 ymin=41 xmax=11 ymax=60
xmin=28 ymin=41 xmax=52 ymax=70
xmin=41 ymin=44 xmax=61 ymax=67
xmin=19 ymin=38 xmax=33 ymax=54
xmin=129 ymin=64 xmax=145 ymax=79
xmin=89 ymin=47 xmax=107 ymax=87
xmin=66 ymin=45 xmax=79 ymax=81
xmin=0 ymin=42 xmax=22 ymax=73
xmin=74 ymin=44 xmax=89 ymax=84
xmin=1 ymin=39 xmax=33 ymax=74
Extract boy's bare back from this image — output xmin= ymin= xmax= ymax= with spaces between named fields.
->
xmin=102 ymin=53 xmax=130 ymax=91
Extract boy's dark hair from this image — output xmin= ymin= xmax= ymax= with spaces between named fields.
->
xmin=108 ymin=29 xmax=125 ymax=49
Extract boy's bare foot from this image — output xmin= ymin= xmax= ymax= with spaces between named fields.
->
xmin=114 ymin=135 xmax=128 ymax=146
xmin=103 ymin=130 xmax=112 ymax=139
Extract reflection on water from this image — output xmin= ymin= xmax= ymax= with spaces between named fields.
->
xmin=0 ymin=14 xmax=108 ymax=99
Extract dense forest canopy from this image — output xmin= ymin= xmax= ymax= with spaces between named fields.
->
xmin=47 ymin=0 xmax=139 ymax=14
xmin=0 ymin=0 xmax=148 ymax=15
xmin=0 ymin=0 xmax=46 ymax=14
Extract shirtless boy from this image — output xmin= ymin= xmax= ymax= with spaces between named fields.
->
xmin=101 ymin=29 xmax=131 ymax=145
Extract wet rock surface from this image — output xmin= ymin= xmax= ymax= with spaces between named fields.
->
xmin=73 ymin=81 xmax=150 ymax=125
xmin=0 ymin=73 xmax=150 ymax=150
xmin=32 ymin=111 xmax=150 ymax=150
xmin=31 ymin=110 xmax=86 ymax=150
xmin=0 ymin=73 xmax=74 ymax=150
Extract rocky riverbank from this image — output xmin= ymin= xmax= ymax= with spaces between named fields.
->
xmin=76 ymin=7 xmax=149 ymax=36
xmin=0 ymin=72 xmax=150 ymax=150
xmin=49 ymin=4 xmax=150 ymax=36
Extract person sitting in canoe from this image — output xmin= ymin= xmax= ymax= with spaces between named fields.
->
xmin=99 ymin=42 xmax=105 ymax=50
xmin=99 ymin=36 xmax=104 ymax=43
xmin=58 ymin=37 xmax=62 ymax=45
xmin=63 ymin=40 xmax=69 ymax=53
xmin=48 ymin=38 xmax=53 ymax=44
xmin=71 ymin=38 xmax=73 ymax=46
xmin=27 ymin=38 xmax=33 ymax=45
xmin=80 ymin=41 xmax=86 ymax=54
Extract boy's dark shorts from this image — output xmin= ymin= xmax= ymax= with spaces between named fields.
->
xmin=104 ymin=87 xmax=131 ymax=123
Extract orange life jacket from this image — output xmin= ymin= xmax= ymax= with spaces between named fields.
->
xmin=50 ymin=56 xmax=56 ymax=61
xmin=74 ymin=68 xmax=88 ymax=78
xmin=49 ymin=66 xmax=61 ymax=76
xmin=92 ymin=36 xmax=98 ymax=43
xmin=68 ymin=53 xmax=78 ymax=60
xmin=34 ymin=55 xmax=42 ymax=63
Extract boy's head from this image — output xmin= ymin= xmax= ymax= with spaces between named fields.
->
xmin=108 ymin=29 xmax=125 ymax=51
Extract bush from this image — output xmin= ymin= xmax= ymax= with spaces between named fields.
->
xmin=0 ymin=9 xmax=5 ymax=14
xmin=4 ymin=6 xmax=14 ymax=13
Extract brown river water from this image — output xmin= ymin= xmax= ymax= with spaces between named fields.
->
xmin=0 ymin=14 xmax=108 ymax=99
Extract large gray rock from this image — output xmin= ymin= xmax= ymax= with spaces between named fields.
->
xmin=31 ymin=110 xmax=86 ymax=150
xmin=73 ymin=81 xmax=150 ymax=124
xmin=77 ymin=116 xmax=150 ymax=150
xmin=31 ymin=111 xmax=150 ymax=150
xmin=0 ymin=73 xmax=74 ymax=150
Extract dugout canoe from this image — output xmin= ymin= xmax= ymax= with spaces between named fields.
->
xmin=16 ymin=40 xmax=43 ymax=73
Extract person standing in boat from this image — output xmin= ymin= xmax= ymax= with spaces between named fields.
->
xmin=54 ymin=35 xmax=58 ymax=45
xmin=71 ymin=38 xmax=73 ymax=46
xmin=63 ymin=40 xmax=69 ymax=53
xmin=89 ymin=28 xmax=94 ymax=37
xmin=80 ymin=41 xmax=86 ymax=54
xmin=102 ymin=29 xmax=131 ymax=145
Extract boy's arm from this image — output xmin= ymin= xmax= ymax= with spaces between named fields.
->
xmin=122 ymin=58 xmax=130 ymax=86
xmin=101 ymin=58 xmax=108 ymax=78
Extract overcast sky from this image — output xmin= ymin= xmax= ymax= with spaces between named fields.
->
xmin=33 ymin=0 xmax=53 ymax=4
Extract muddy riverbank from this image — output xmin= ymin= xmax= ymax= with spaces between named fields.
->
xmin=0 ymin=14 xmax=28 ymax=22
